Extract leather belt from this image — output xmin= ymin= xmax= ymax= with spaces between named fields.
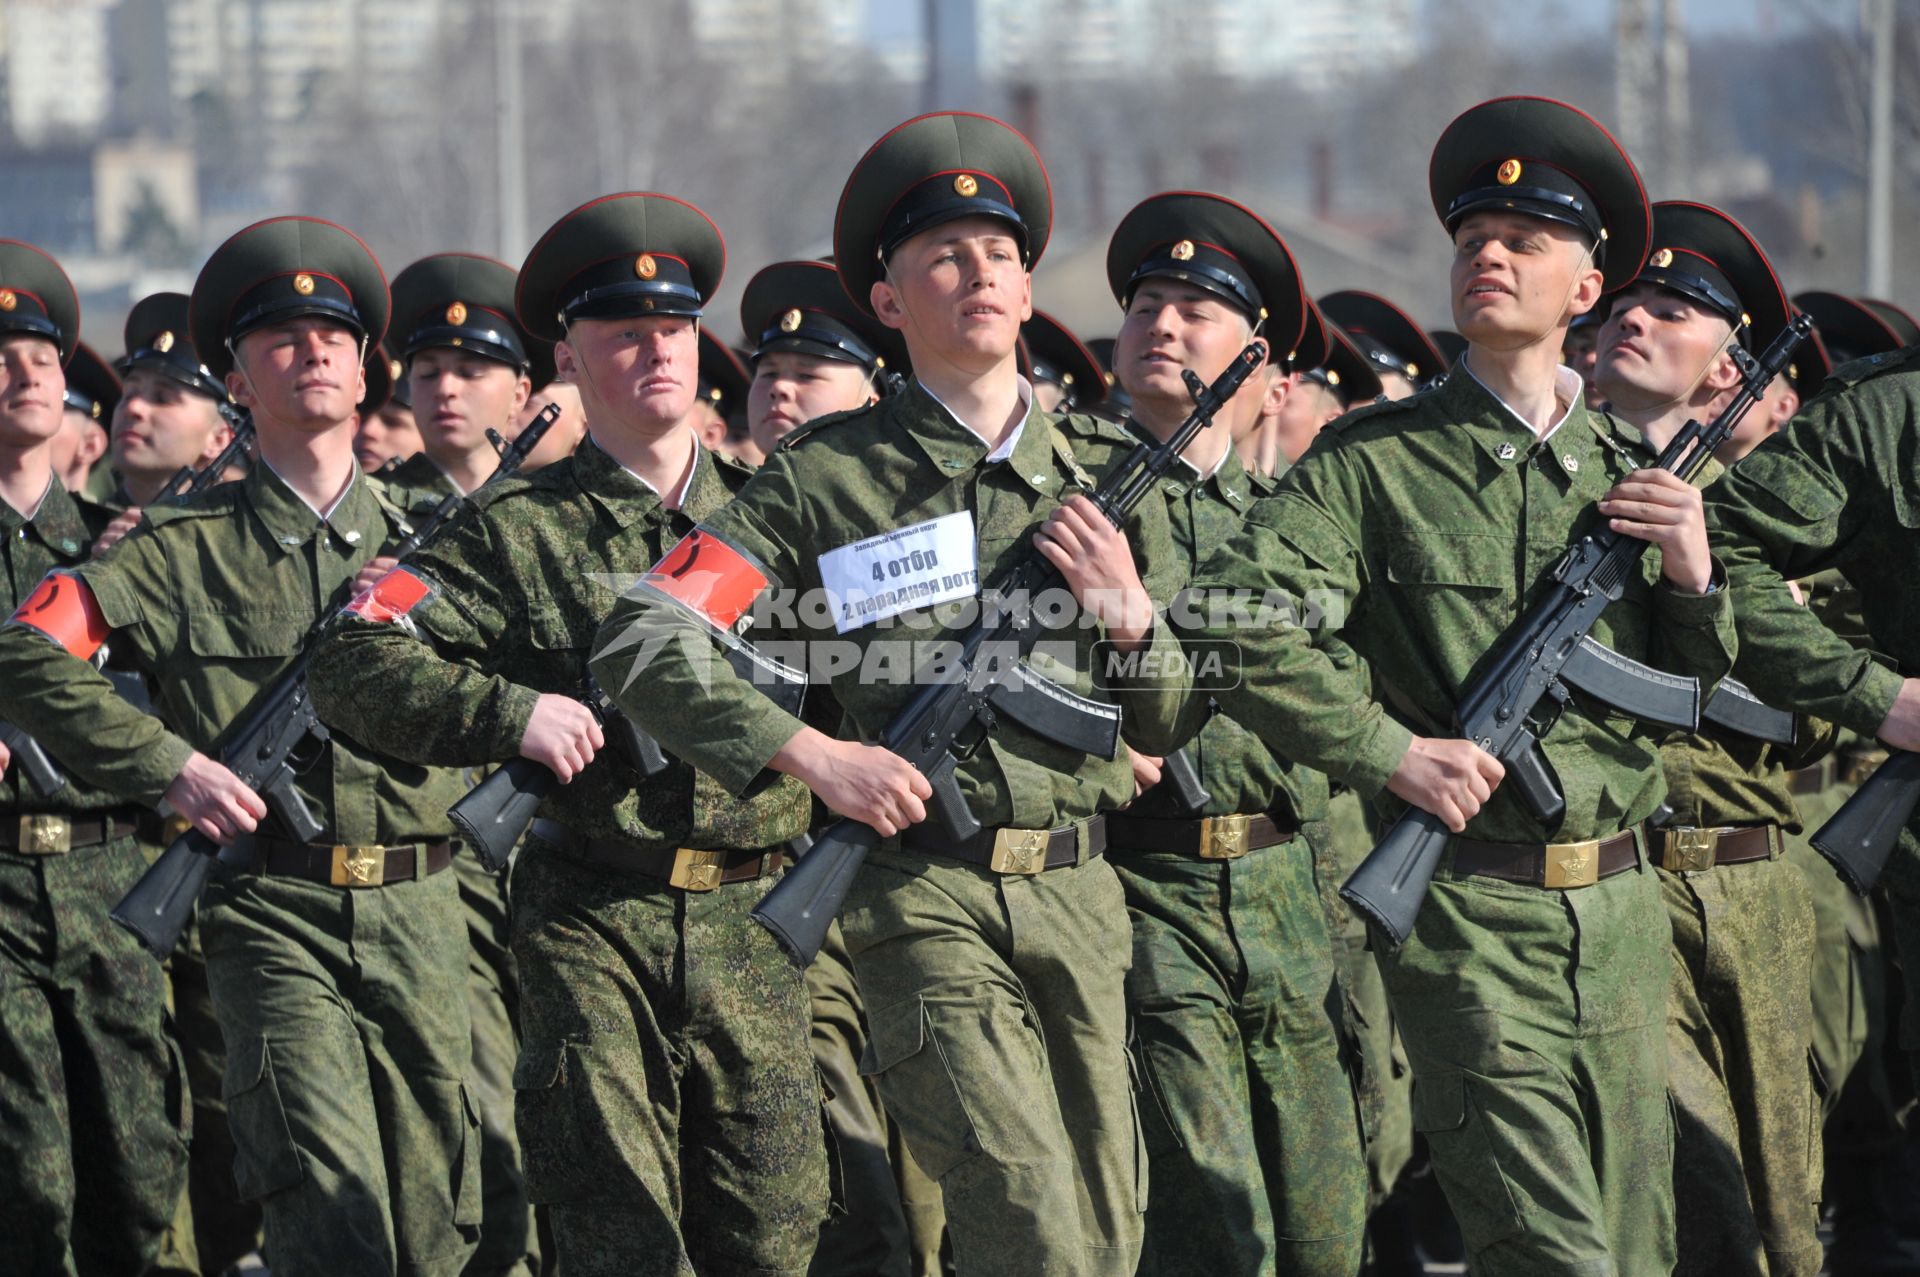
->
xmin=1786 ymin=767 xmax=1824 ymax=795
xmin=241 ymin=834 xmax=453 ymax=888
xmin=901 ymin=816 xmax=1106 ymax=875
xmin=530 ymin=820 xmax=776 ymax=891
xmin=1644 ymin=823 xmax=1781 ymax=873
xmin=1105 ymin=811 xmax=1294 ymax=859
xmin=1450 ymin=830 xmax=1639 ymax=890
xmin=1 ymin=813 xmax=138 ymax=855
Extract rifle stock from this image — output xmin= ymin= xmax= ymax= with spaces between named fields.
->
xmin=1811 ymin=749 xmax=1920 ymax=892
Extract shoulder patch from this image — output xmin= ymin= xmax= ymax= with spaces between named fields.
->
xmin=1322 ymin=389 xmax=1424 ymax=434
xmin=776 ymin=404 xmax=872 ymax=451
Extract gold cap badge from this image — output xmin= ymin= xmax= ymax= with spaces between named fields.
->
xmin=446 ymin=300 xmax=468 ymax=325
xmin=1061 ymin=372 xmax=1075 ymax=386
xmin=388 ymin=357 xmax=403 ymax=379
xmin=635 ymin=254 xmax=658 ymax=280
xmin=954 ymin=173 xmax=979 ymax=197
xmin=1650 ymin=248 xmax=1673 ymax=268
xmin=1406 ymin=362 xmax=1420 ymax=379
xmin=90 ymin=401 xmax=101 ymax=419
xmin=1496 ymin=159 xmax=1523 ymax=186
xmin=293 ymin=273 xmax=316 ymax=295
xmin=1326 ymin=369 xmax=1342 ymax=386
xmin=0 ymin=290 xmax=18 ymax=311
xmin=154 ymin=330 xmax=175 ymax=353
xmin=779 ymin=308 xmax=803 ymax=333
xmin=1171 ymin=239 xmax=1196 ymax=261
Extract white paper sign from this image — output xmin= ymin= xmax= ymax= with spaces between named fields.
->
xmin=817 ymin=511 xmax=979 ymax=633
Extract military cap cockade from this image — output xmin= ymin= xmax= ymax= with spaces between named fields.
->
xmin=834 ymin=111 xmax=1052 ymax=316
xmin=1018 ymin=310 xmax=1106 ymax=413
xmin=1318 ymin=290 xmax=1449 ymax=386
xmin=741 ymin=259 xmax=907 ymax=382
xmin=1792 ymin=291 xmax=1906 ymax=366
xmin=121 ymin=291 xmax=226 ymax=401
xmin=1629 ymin=202 xmax=1790 ymax=352
xmin=189 ymin=216 xmax=389 ymax=382
xmin=1295 ymin=302 xmax=1384 ymax=406
xmin=516 ymin=192 xmax=725 ymax=343
xmin=1429 ymin=96 xmax=1651 ymax=293
xmin=62 ymin=342 xmax=120 ymax=422
xmin=0 ymin=239 xmax=80 ymax=365
xmin=390 ymin=253 xmax=536 ymax=375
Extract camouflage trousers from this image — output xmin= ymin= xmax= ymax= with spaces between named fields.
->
xmin=0 ymin=834 xmax=188 ymax=1277
xmin=201 ymin=862 xmax=480 ymax=1277
xmin=1114 ymin=823 xmax=1368 ymax=1277
xmin=807 ymin=918 xmax=947 ymax=1277
xmin=453 ymin=852 xmax=538 ymax=1277
xmin=1379 ymin=841 xmax=1675 ymax=1276
xmin=1660 ymin=849 xmax=1822 ymax=1277
xmin=509 ymin=840 xmax=826 ymax=1277
xmin=842 ymin=842 xmax=1144 ymax=1276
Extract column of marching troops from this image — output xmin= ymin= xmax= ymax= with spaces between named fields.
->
xmin=5 ymin=93 xmax=1920 ymax=1277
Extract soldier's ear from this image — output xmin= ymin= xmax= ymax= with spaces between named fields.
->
xmin=554 ymin=340 xmax=580 ymax=380
xmin=871 ymin=279 xmax=908 ymax=332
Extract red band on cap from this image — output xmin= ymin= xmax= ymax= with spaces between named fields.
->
xmin=11 ymin=572 xmax=108 ymax=660
xmin=346 ymin=566 xmax=433 ymax=624
xmin=641 ymin=531 xmax=768 ymax=631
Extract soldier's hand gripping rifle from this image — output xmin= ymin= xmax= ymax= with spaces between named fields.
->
xmin=743 ymin=344 xmax=1267 ymax=965
xmin=1340 ymin=316 xmax=1810 ymax=948
xmin=152 ymin=411 xmax=256 ymax=506
xmin=108 ymin=406 xmax=559 ymax=959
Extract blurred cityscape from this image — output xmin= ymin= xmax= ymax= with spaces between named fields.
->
xmin=0 ymin=0 xmax=1909 ymax=353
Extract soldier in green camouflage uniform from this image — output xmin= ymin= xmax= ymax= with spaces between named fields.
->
xmin=0 ymin=239 xmax=189 ymax=1277
xmin=1592 ymin=200 xmax=1828 ymax=1277
xmin=1135 ymin=97 xmax=1739 ymax=1273
xmin=1061 ymin=192 xmax=1367 ymax=1275
xmin=308 ymin=194 xmax=827 ymax=1277
xmin=0 ymin=219 xmax=480 ymax=1277
xmin=591 ymin=113 xmax=1188 ymax=1275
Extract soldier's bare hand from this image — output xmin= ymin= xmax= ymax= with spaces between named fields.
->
xmin=1386 ymin=736 xmax=1505 ymax=833
xmin=92 ymin=508 xmax=142 ymax=558
xmin=0 ymin=736 xmax=10 ymax=783
xmin=1599 ymin=469 xmax=1713 ymax=594
xmin=1129 ymin=749 xmax=1163 ymax=797
xmin=772 ymin=728 xmax=931 ymax=836
xmin=1035 ymin=496 xmax=1156 ymax=649
xmin=520 ymin=693 xmax=604 ymax=782
xmin=352 ymin=555 xmax=401 ymax=599
xmin=1877 ymin=678 xmax=1920 ymax=753
xmin=164 ymin=751 xmax=268 ymax=845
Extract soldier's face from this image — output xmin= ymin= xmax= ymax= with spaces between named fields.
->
xmin=747 ymin=350 xmax=874 ymax=455
xmin=557 ymin=315 xmax=699 ymax=433
xmin=1115 ymin=279 xmax=1263 ymax=433
xmin=1267 ymin=375 xmax=1344 ymax=465
xmin=871 ymin=216 xmax=1032 ymax=373
xmin=509 ymin=380 xmax=587 ymax=471
xmin=408 ymin=347 xmax=530 ymax=459
xmin=0 ymin=333 xmax=65 ymax=448
xmin=353 ymin=401 xmax=422 ymax=472
xmin=228 ymin=317 xmax=367 ymax=432
xmin=112 ymin=368 xmax=228 ymax=481
xmin=1449 ymin=212 xmax=1602 ymax=350
xmin=50 ymin=410 xmax=107 ymax=490
xmin=1594 ymin=282 xmax=1738 ymax=413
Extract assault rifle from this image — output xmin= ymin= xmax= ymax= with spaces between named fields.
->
xmin=1340 ymin=316 xmax=1810 ymax=948
xmin=152 ymin=411 xmax=256 ymax=505
xmin=1811 ymin=750 xmax=1920 ymax=892
xmin=109 ymin=405 xmax=558 ymax=959
xmin=0 ymin=720 xmax=63 ymax=795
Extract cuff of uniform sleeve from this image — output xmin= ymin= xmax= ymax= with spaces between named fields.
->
xmin=490 ymin=683 xmax=543 ymax=760
xmin=140 ymin=733 xmax=200 ymax=809
xmin=1339 ymin=713 xmax=1413 ymax=800
xmin=713 ymin=709 xmax=809 ymax=797
xmin=1842 ymin=661 xmax=1907 ymax=740
xmin=1656 ymin=556 xmax=1731 ymax=619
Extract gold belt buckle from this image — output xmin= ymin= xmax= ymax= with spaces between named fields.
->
xmin=989 ymin=827 xmax=1050 ymax=875
xmin=1661 ymin=827 xmax=1719 ymax=874
xmin=17 ymin=814 xmax=70 ymax=855
xmin=330 ymin=844 xmax=386 ymax=887
xmin=1543 ymin=838 xmax=1601 ymax=889
xmin=670 ymin=848 xmax=728 ymax=891
xmin=1197 ymin=814 xmax=1251 ymax=860
xmin=161 ymin=815 xmax=193 ymax=845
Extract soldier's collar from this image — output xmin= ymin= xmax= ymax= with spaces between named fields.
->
xmin=899 ymin=378 xmax=1069 ymax=498
xmin=247 ymin=458 xmax=376 ymax=553
xmin=1442 ymin=360 xmax=1591 ymax=470
xmin=574 ymin=431 xmax=706 ymax=529
xmin=2 ymin=474 xmax=91 ymax=560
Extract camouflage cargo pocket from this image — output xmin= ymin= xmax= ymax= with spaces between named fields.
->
xmin=1410 ymin=1069 xmax=1523 ymax=1248
xmin=511 ymin=1040 xmax=596 ymax=1206
xmin=858 ymin=995 xmax=982 ymax=1183
xmin=223 ymin=1036 xmax=304 ymax=1201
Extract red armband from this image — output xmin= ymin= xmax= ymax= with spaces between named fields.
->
xmin=345 ymin=566 xmax=434 ymax=624
xmin=640 ymin=531 xmax=769 ymax=631
xmin=10 ymin=572 xmax=109 ymax=660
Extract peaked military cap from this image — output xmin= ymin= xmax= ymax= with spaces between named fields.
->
xmin=360 ymin=346 xmax=395 ymax=415
xmin=1631 ymin=201 xmax=1790 ymax=351
xmin=1430 ymin=96 xmax=1651 ymax=292
xmin=1106 ymin=191 xmax=1309 ymax=359
xmin=1782 ymin=320 xmax=1832 ymax=403
xmin=63 ymin=342 xmax=120 ymax=422
xmin=834 ymin=111 xmax=1052 ymax=316
xmin=1792 ymin=291 xmax=1905 ymax=365
xmin=0 ymin=239 xmax=80 ymax=364
xmin=122 ymin=291 xmax=226 ymax=401
xmin=516 ymin=192 xmax=724 ymax=342
xmin=1295 ymin=301 xmax=1384 ymax=406
xmin=697 ymin=329 xmax=750 ymax=419
xmin=1084 ymin=337 xmax=1130 ymax=420
xmin=377 ymin=342 xmax=411 ymax=410
xmin=1430 ymin=329 xmax=1469 ymax=367
xmin=189 ymin=216 xmax=389 ymax=381
xmin=1319 ymin=289 xmax=1449 ymax=385
xmin=1019 ymin=310 xmax=1106 ymax=412
xmin=1860 ymin=297 xmax=1920 ymax=347
xmin=741 ymin=258 xmax=906 ymax=379
xmin=390 ymin=252 xmax=535 ymax=372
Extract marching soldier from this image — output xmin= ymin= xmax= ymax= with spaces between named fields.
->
xmin=1020 ymin=309 xmax=1107 ymax=416
xmin=0 ymin=218 xmax=480 ymax=1276
xmin=1318 ymin=290 xmax=1447 ymax=402
xmin=307 ymin=193 xmax=828 ymax=1276
xmin=507 ymin=375 xmax=588 ymax=471
xmin=1236 ymin=304 xmax=1380 ymax=482
xmin=1593 ymin=200 xmax=1827 ymax=1276
xmin=1138 ymin=96 xmax=1734 ymax=1272
xmin=356 ymin=346 xmax=424 ymax=473
xmin=50 ymin=341 xmax=115 ymax=494
xmin=693 ymin=327 xmax=750 ymax=454
xmin=590 ymin=112 xmax=1187 ymax=1274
